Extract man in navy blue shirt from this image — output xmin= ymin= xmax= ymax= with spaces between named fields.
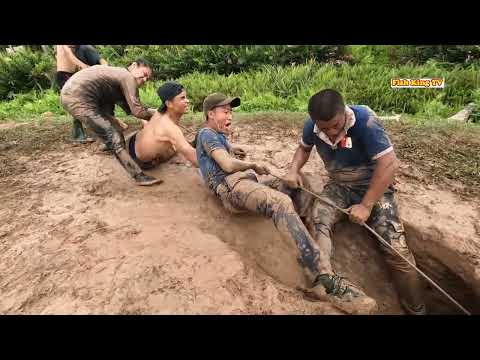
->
xmin=196 ymin=93 xmax=377 ymax=315
xmin=284 ymin=89 xmax=426 ymax=315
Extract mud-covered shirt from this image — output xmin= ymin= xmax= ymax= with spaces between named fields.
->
xmin=196 ymin=127 xmax=232 ymax=192
xmin=61 ymin=65 xmax=154 ymax=120
xmin=301 ymin=105 xmax=393 ymax=185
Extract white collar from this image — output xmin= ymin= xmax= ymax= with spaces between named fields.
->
xmin=313 ymin=106 xmax=356 ymax=148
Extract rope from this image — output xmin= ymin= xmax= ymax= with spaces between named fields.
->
xmin=269 ymin=173 xmax=472 ymax=315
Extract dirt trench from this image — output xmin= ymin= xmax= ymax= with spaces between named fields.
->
xmin=0 ymin=122 xmax=479 ymax=314
xmin=201 ymin=177 xmax=480 ymax=315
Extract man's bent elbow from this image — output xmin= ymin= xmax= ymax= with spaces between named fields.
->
xmin=222 ymin=163 xmax=235 ymax=173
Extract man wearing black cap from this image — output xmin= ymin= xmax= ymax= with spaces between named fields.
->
xmin=125 ymin=81 xmax=198 ymax=171
xmin=195 ymin=93 xmax=376 ymax=314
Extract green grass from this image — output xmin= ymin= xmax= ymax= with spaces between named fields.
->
xmin=1 ymin=62 xmax=480 ymax=122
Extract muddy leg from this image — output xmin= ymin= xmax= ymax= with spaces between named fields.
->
xmin=218 ymin=176 xmax=377 ymax=314
xmin=297 ymin=182 xmax=376 ymax=314
xmin=260 ymin=173 xmax=314 ymax=221
xmin=368 ymin=193 xmax=426 ymax=315
xmin=226 ymin=178 xmax=325 ymax=282
xmin=307 ymin=183 xmax=351 ymax=274
xmin=73 ymin=110 xmax=161 ymax=186
xmin=260 ymin=177 xmax=349 ymax=274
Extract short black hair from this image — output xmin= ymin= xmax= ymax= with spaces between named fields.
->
xmin=158 ymin=104 xmax=168 ymax=114
xmin=308 ymin=89 xmax=345 ymax=122
xmin=129 ymin=58 xmax=152 ymax=69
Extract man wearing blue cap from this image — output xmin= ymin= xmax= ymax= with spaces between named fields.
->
xmin=126 ymin=81 xmax=198 ymax=171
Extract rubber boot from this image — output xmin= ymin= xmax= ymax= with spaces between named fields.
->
xmin=115 ymin=149 xmax=163 ymax=186
xmin=72 ymin=118 xmax=94 ymax=143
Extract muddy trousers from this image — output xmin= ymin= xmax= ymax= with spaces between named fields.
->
xmin=60 ymin=101 xmax=145 ymax=180
xmin=56 ymin=72 xmax=89 ymax=141
xmin=307 ymin=182 xmax=424 ymax=308
xmin=216 ymin=173 xmax=324 ymax=283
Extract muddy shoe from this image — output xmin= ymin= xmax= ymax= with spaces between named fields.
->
xmin=134 ymin=173 xmax=163 ymax=186
xmin=304 ymin=273 xmax=377 ymax=315
xmin=400 ymin=299 xmax=427 ymax=315
xmin=98 ymin=143 xmax=112 ymax=152
xmin=71 ymin=137 xmax=95 ymax=144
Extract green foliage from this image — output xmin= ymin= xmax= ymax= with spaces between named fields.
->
xmin=0 ymin=45 xmax=349 ymax=99
xmin=96 ymin=45 xmax=349 ymax=80
xmin=0 ymin=89 xmax=63 ymax=119
xmin=2 ymin=61 xmax=480 ymax=120
xmin=350 ymin=45 xmax=480 ymax=67
xmin=391 ymin=45 xmax=480 ymax=65
xmin=0 ymin=48 xmax=55 ymax=100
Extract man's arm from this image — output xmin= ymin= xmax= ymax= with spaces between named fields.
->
xmin=168 ymin=126 xmax=198 ymax=167
xmin=61 ymin=45 xmax=89 ymax=70
xmin=348 ymin=151 xmax=399 ymax=224
xmin=110 ymin=116 xmax=129 ymax=131
xmin=283 ymin=119 xmax=315 ymax=188
xmin=118 ymin=99 xmax=154 ymax=118
xmin=120 ymin=76 xmax=153 ymax=121
xmin=348 ymin=116 xmax=397 ymax=224
xmin=284 ymin=145 xmax=312 ymax=188
xmin=362 ymin=151 xmax=398 ymax=208
xmin=211 ymin=149 xmax=269 ymax=175
xmin=290 ymin=145 xmax=311 ymax=173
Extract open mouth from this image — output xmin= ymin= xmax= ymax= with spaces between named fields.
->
xmin=225 ymin=122 xmax=232 ymax=129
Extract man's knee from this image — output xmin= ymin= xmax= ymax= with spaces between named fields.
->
xmin=276 ymin=192 xmax=296 ymax=213
xmin=98 ymin=125 xmax=124 ymax=153
xmin=252 ymin=188 xmax=295 ymax=218
xmin=311 ymin=200 xmax=337 ymax=230
xmin=377 ymin=220 xmax=415 ymax=272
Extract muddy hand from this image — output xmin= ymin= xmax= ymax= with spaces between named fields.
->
xmin=347 ymin=203 xmax=372 ymax=224
xmin=233 ymin=147 xmax=246 ymax=160
xmin=253 ymin=164 xmax=270 ymax=175
xmin=282 ymin=171 xmax=304 ymax=189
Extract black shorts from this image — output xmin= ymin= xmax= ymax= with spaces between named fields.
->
xmin=127 ymin=132 xmax=155 ymax=170
xmin=56 ymin=71 xmax=73 ymax=90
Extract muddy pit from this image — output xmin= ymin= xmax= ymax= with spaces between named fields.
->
xmin=0 ymin=121 xmax=479 ymax=314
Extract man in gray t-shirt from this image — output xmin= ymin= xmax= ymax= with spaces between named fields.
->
xmin=60 ymin=59 xmax=162 ymax=186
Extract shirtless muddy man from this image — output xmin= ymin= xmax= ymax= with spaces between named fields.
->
xmin=126 ymin=81 xmax=198 ymax=171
